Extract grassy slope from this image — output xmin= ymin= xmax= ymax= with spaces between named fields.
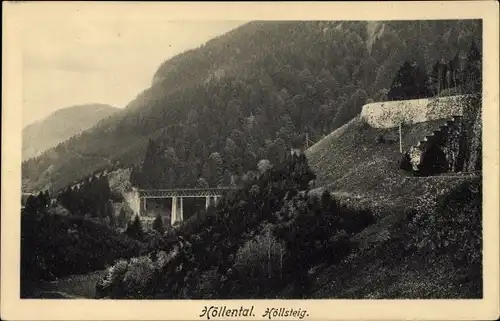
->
xmin=305 ymin=116 xmax=481 ymax=298
xmin=306 ymin=115 xmax=471 ymax=210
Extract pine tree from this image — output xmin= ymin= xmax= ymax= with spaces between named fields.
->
xmin=106 ymin=200 xmax=115 ymax=227
xmin=462 ymin=41 xmax=482 ymax=94
xmin=24 ymin=195 xmax=38 ymax=216
xmin=448 ymin=52 xmax=461 ymax=89
xmin=152 ymin=214 xmax=165 ymax=234
xmin=126 ymin=215 xmax=144 ymax=241
xmin=320 ymin=190 xmax=332 ymax=211
xmin=429 ymin=60 xmax=448 ymax=95
xmin=388 ymin=61 xmax=430 ymax=100
xmin=141 ymin=139 xmax=159 ymax=188
xmin=117 ymin=207 xmax=127 ymax=228
xmin=37 ymin=191 xmax=47 ymax=209
xmin=108 ymin=210 xmax=116 ymax=228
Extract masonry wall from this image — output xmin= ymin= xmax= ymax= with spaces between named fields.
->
xmin=360 ymin=95 xmax=469 ymax=129
xmin=124 ymin=188 xmax=141 ymax=216
xmin=461 ymin=95 xmax=482 ymax=172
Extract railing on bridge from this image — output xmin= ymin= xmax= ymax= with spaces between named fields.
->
xmin=137 ymin=187 xmax=238 ymax=198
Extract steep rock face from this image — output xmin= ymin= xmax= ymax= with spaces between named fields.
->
xmin=23 ymin=104 xmax=119 ymax=161
xmin=365 ymin=21 xmax=385 ymax=53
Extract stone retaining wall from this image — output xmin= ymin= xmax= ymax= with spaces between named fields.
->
xmin=360 ymin=95 xmax=470 ymax=129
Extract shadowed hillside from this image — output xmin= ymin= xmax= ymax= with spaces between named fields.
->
xmin=310 ymin=176 xmax=481 ymax=299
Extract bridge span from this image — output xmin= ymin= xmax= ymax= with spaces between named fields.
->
xmin=131 ymin=187 xmax=237 ymax=226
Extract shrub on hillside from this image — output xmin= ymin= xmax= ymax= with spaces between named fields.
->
xmin=339 ymin=207 xmax=376 ymax=235
xmin=126 ymin=215 xmax=144 ymax=241
xmin=121 ymin=256 xmax=156 ymax=298
xmin=406 ymin=179 xmax=482 ymax=294
xmin=232 ymin=225 xmax=285 ymax=297
xmin=399 ymin=152 xmax=413 ymax=172
xmin=96 ymin=154 xmax=375 ymax=299
xmin=376 ymin=135 xmax=386 ymax=144
xmin=96 ymin=256 xmax=157 ymax=299
xmin=96 ymin=250 xmax=175 ymax=299
xmin=273 ymin=190 xmax=374 ymax=297
xmin=95 ymin=259 xmax=129 ymax=298
xmin=21 ymin=209 xmax=146 ymax=297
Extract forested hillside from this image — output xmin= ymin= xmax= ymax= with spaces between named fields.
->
xmin=22 ymin=20 xmax=482 ymax=192
xmin=95 ymin=153 xmax=481 ymax=299
xmin=96 ymin=154 xmax=377 ymax=299
xmin=22 ymin=104 xmax=119 ymax=161
xmin=21 ymin=192 xmax=147 ymax=298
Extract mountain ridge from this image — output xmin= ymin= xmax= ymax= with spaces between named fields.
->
xmin=22 ymin=103 xmax=119 ymax=162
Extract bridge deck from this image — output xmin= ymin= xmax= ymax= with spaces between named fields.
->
xmin=138 ymin=187 xmax=238 ymax=198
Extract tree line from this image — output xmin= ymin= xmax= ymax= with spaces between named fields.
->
xmin=20 ymin=190 xmax=146 ymax=298
xmin=56 ymin=173 xmax=135 ymax=229
xmin=387 ymin=41 xmax=482 ymax=101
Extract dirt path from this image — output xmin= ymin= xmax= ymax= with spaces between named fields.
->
xmin=33 ymin=269 xmax=107 ymax=299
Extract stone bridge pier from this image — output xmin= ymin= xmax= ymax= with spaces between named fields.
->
xmin=171 ymin=195 xmax=220 ymax=225
xmin=135 ymin=187 xmax=234 ymax=227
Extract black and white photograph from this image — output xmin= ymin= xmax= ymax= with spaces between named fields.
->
xmin=2 ymin=1 xmax=499 ymax=320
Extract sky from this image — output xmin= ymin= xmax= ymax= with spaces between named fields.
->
xmin=21 ymin=13 xmax=246 ymax=127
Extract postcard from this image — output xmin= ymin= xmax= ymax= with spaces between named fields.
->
xmin=2 ymin=1 xmax=499 ymax=320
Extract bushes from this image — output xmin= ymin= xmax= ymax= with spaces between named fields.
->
xmin=122 ymin=256 xmax=156 ymax=297
xmin=399 ymin=152 xmax=413 ymax=172
xmin=94 ymin=155 xmax=376 ymax=299
xmin=271 ymin=190 xmax=374 ymax=297
xmin=391 ymin=178 xmax=483 ymax=298
xmin=125 ymin=215 xmax=144 ymax=241
xmin=21 ymin=210 xmax=146 ymax=297
xmin=407 ymin=178 xmax=482 ymax=278
xmin=376 ymin=135 xmax=386 ymax=144
xmin=232 ymin=225 xmax=285 ymax=297
xmin=96 ymin=251 xmax=173 ymax=299
xmin=96 ymin=259 xmax=129 ymax=298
